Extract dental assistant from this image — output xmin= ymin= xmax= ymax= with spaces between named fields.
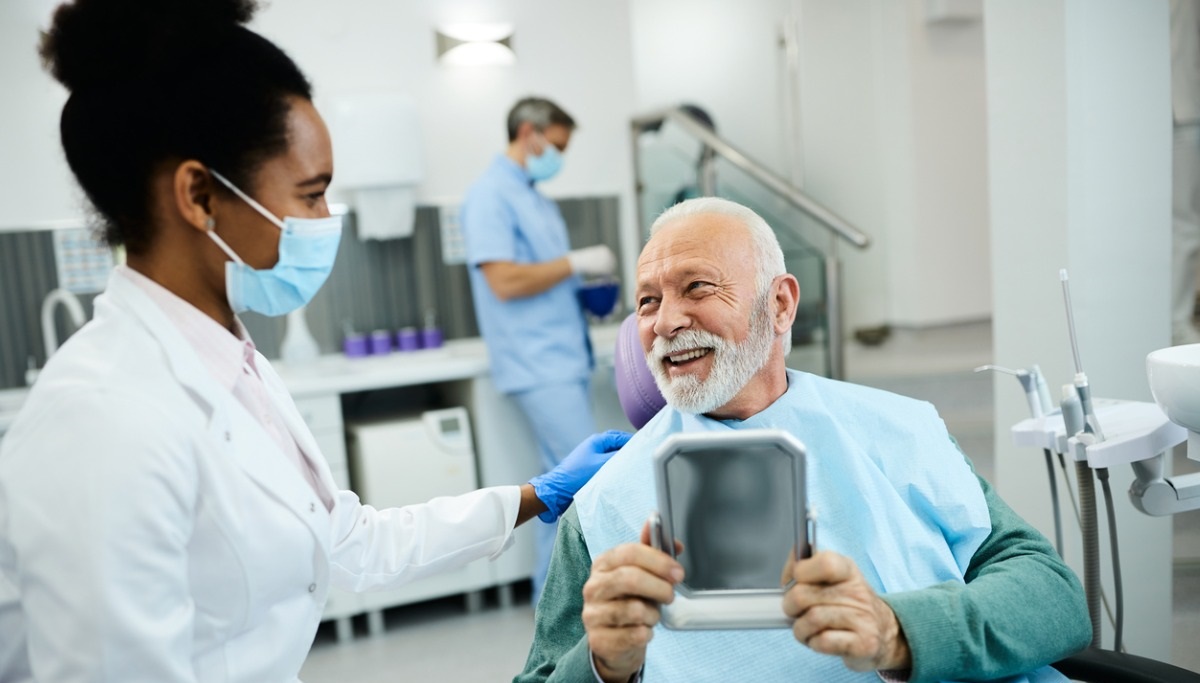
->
xmin=0 ymin=2 xmax=626 ymax=682
xmin=460 ymin=97 xmax=618 ymax=603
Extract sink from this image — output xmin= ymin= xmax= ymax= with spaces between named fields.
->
xmin=1147 ymin=343 xmax=1200 ymax=460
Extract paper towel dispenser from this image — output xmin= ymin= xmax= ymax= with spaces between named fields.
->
xmin=325 ymin=91 xmax=424 ymax=240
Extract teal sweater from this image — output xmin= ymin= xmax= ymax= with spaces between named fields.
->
xmin=514 ymin=461 xmax=1090 ymax=683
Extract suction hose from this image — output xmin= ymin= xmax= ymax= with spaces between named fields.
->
xmin=1096 ymin=467 xmax=1124 ymax=652
xmin=1075 ymin=459 xmax=1101 ymax=648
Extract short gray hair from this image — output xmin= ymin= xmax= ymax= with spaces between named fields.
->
xmin=506 ymin=97 xmax=576 ymax=141
xmin=649 ymin=197 xmax=786 ymax=298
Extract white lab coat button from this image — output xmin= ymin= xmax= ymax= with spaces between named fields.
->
xmin=308 ymin=583 xmax=316 ymax=593
xmin=224 ymin=431 xmax=231 ymax=442
xmin=309 ymin=502 xmax=316 ymax=513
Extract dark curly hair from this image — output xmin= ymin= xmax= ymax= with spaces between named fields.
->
xmin=39 ymin=0 xmax=312 ymax=253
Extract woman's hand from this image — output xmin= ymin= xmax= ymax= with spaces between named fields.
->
xmin=525 ymin=430 xmax=633 ymax=523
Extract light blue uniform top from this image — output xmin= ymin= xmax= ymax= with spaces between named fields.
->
xmin=460 ymin=154 xmax=592 ymax=394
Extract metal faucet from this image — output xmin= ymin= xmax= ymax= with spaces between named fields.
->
xmin=41 ymin=288 xmax=86 ymax=361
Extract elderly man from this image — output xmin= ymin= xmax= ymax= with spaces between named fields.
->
xmin=514 ymin=198 xmax=1090 ymax=683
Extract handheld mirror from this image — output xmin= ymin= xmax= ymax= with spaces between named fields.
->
xmin=652 ymin=429 xmax=811 ymax=630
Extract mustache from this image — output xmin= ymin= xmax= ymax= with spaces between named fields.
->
xmin=648 ymin=329 xmax=730 ymax=359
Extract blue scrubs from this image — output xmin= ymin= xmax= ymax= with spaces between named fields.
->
xmin=461 ymin=154 xmax=596 ymax=601
xmin=512 ymin=382 xmax=596 ymax=603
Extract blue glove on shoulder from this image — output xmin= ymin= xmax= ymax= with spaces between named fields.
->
xmin=530 ymin=429 xmax=633 ymax=523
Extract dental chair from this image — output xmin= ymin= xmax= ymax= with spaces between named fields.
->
xmin=1054 ymin=648 xmax=1200 ymax=682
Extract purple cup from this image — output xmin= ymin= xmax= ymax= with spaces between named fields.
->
xmin=420 ymin=327 xmax=443 ymax=349
xmin=368 ymin=329 xmax=393 ymax=355
xmin=343 ymin=334 xmax=369 ymax=358
xmin=396 ymin=327 xmax=420 ymax=352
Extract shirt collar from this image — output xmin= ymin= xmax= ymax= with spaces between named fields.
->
xmin=117 ymin=265 xmax=257 ymax=393
xmin=494 ymin=153 xmax=535 ymax=186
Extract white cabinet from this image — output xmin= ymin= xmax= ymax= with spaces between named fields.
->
xmin=345 ymin=408 xmax=492 ymax=634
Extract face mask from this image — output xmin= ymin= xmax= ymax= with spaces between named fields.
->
xmin=526 ymin=134 xmax=564 ymax=182
xmin=206 ymin=169 xmax=343 ymax=317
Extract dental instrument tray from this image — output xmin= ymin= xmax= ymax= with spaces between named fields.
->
xmin=651 ymin=429 xmax=811 ymax=630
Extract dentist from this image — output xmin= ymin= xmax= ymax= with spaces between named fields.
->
xmin=0 ymin=1 xmax=627 ymax=681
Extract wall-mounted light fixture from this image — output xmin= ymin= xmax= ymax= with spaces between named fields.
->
xmin=435 ymin=23 xmax=515 ymax=66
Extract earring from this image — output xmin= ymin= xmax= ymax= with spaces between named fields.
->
xmin=205 ymin=216 xmax=215 ymax=230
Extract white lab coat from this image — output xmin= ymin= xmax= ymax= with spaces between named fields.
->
xmin=0 ymin=272 xmax=520 ymax=682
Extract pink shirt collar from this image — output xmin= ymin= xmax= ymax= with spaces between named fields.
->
xmin=117 ymin=265 xmax=257 ymax=391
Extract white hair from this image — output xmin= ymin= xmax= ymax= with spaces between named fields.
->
xmin=649 ymin=197 xmax=786 ymax=298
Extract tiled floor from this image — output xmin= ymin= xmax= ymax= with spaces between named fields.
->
xmin=300 ymin=591 xmax=536 ymax=682
xmin=301 ymin=322 xmax=1200 ymax=680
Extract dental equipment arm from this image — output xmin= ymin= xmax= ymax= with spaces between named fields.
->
xmin=1062 ymin=388 xmax=1102 ymax=649
xmin=1060 ymin=270 xmax=1105 ymax=441
xmin=976 ymin=364 xmax=1064 ymax=555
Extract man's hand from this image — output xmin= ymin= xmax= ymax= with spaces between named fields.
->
xmin=583 ymin=522 xmax=684 ymax=683
xmin=782 ymin=550 xmax=911 ymax=673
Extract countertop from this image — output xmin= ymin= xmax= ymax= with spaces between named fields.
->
xmin=250 ymin=322 xmax=623 ymax=399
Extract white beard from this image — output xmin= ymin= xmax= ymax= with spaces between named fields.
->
xmin=646 ymin=295 xmax=776 ymax=415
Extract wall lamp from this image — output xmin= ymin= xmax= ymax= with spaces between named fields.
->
xmin=435 ymin=23 xmax=515 ymax=66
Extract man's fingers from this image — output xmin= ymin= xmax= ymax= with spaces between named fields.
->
xmin=789 ymin=603 xmax=870 ymax=641
xmin=585 ymin=562 xmax=677 ymax=605
xmin=584 ymin=538 xmax=680 ymax=683
xmin=592 ymin=623 xmax=655 ymax=651
xmin=799 ymin=629 xmax=880 ymax=671
xmin=790 ymin=550 xmax=855 ymax=585
xmin=583 ymin=597 xmax=662 ymax=629
xmin=638 ymin=521 xmax=652 ymax=547
xmin=596 ymin=541 xmax=684 ymax=583
xmin=791 ymin=602 xmax=892 ymax=673
xmin=782 ymin=579 xmax=865 ymax=618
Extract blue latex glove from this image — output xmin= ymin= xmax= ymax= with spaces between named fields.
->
xmin=530 ymin=429 xmax=632 ymax=523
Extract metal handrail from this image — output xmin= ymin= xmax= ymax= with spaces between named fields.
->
xmin=630 ymin=106 xmax=872 ymax=380
xmin=631 ymin=107 xmax=871 ymax=250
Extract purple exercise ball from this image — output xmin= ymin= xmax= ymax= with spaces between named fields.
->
xmin=614 ymin=312 xmax=667 ymax=429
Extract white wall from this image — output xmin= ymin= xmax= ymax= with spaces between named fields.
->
xmin=1 ymin=1 xmax=640 ymax=269
xmin=629 ymin=0 xmax=794 ymax=179
xmin=628 ymin=0 xmax=992 ymax=331
xmin=0 ymin=0 xmax=78 ymax=231
xmin=798 ymin=0 xmax=992 ymax=330
xmin=794 ymin=1 xmax=895 ymax=329
xmin=252 ymin=1 xmax=636 ymax=208
xmin=898 ymin=1 xmax=992 ymax=326
xmin=987 ymin=0 xmax=1174 ymax=659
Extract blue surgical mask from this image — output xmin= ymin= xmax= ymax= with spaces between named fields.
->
xmin=207 ymin=169 xmax=343 ymax=317
xmin=526 ymin=135 xmax=564 ymax=182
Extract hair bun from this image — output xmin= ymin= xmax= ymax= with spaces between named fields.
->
xmin=40 ymin=0 xmax=259 ymax=91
